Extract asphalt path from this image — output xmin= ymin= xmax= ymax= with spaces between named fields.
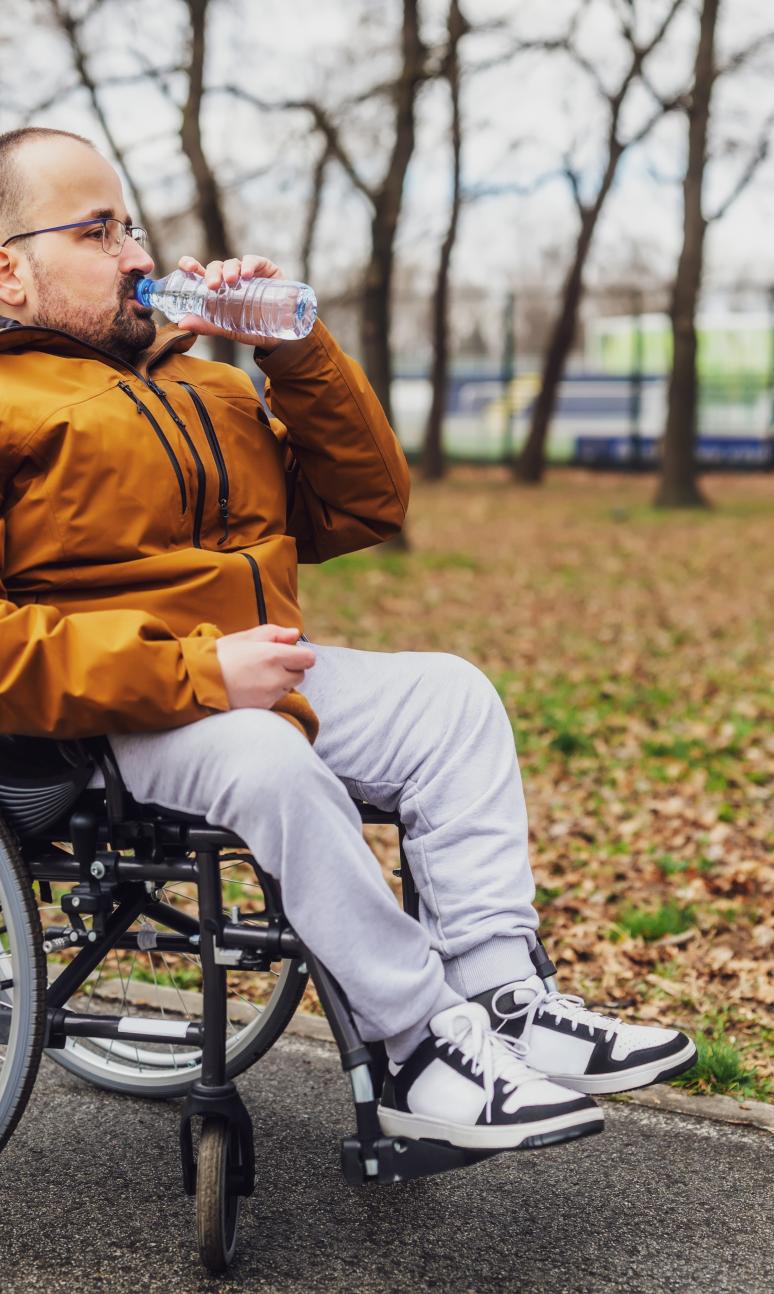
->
xmin=0 ymin=1035 xmax=771 ymax=1294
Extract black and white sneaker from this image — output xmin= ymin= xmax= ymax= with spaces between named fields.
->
xmin=472 ymin=975 xmax=697 ymax=1095
xmin=378 ymin=1001 xmax=604 ymax=1151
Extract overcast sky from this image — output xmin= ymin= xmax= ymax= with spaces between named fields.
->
xmin=2 ymin=0 xmax=774 ymax=309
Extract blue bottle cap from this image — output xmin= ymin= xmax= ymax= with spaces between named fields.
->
xmin=135 ymin=277 xmax=155 ymax=307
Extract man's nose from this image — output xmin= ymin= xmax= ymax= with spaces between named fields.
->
xmin=119 ymin=236 xmax=154 ymax=276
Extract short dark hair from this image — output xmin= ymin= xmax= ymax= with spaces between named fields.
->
xmin=0 ymin=127 xmax=95 ymax=245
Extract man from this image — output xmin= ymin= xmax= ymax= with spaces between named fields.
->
xmin=0 ymin=126 xmax=695 ymax=1152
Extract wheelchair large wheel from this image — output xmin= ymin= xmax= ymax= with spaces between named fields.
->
xmin=41 ymin=856 xmax=308 ymax=1098
xmin=0 ymin=817 xmax=46 ymax=1152
xmin=196 ymin=1117 xmax=242 ymax=1273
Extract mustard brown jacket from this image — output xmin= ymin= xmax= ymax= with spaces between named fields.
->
xmin=0 ymin=317 xmax=410 ymax=742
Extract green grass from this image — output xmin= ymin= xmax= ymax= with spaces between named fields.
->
xmin=322 ymin=551 xmax=408 ymax=580
xmin=653 ymin=853 xmax=691 ymax=877
xmin=534 ymin=884 xmax=562 ymax=907
xmin=319 ymin=547 xmax=481 ymax=584
xmin=614 ymin=900 xmax=697 ymax=942
xmin=603 ymin=497 xmax=774 ymax=524
xmin=131 ymin=964 xmax=202 ymax=991
xmin=549 ymin=728 xmax=596 ymax=758
xmin=670 ymin=1024 xmax=772 ymax=1101
xmin=417 ymin=551 xmax=480 ymax=572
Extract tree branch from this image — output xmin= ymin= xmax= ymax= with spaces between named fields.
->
xmin=714 ymin=29 xmax=774 ymax=80
xmin=708 ymin=111 xmax=774 ymax=222
xmin=211 ymin=85 xmax=377 ymax=206
xmin=299 ymin=139 xmax=333 ymax=281
xmin=562 ymin=155 xmax=587 ymax=217
xmin=45 ymin=0 xmax=164 ymax=260
xmin=461 ymin=168 xmax=568 ymax=203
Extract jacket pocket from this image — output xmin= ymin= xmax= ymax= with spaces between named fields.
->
xmin=241 ymin=552 xmax=267 ymax=624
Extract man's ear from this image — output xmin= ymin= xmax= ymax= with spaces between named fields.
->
xmin=0 ymin=248 xmax=28 ymax=312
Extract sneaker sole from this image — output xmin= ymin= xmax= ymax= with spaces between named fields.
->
xmin=548 ymin=1041 xmax=698 ymax=1095
xmin=377 ymin=1104 xmax=604 ymax=1151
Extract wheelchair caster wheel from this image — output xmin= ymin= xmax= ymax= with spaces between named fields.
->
xmin=196 ymin=1117 xmax=242 ymax=1273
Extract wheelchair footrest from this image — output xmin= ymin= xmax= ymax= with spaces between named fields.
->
xmin=179 ymin=1081 xmax=255 ymax=1198
xmin=341 ymin=1134 xmax=498 ymax=1186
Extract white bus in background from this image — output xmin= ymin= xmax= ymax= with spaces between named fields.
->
xmin=392 ymin=311 xmax=774 ymax=464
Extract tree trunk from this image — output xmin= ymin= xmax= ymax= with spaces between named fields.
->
xmin=360 ymin=0 xmax=426 ymax=425
xmin=362 ymin=227 xmax=395 ymax=422
xmin=300 ymin=142 xmax=331 ymax=283
xmin=655 ymin=0 xmax=719 ymax=508
xmin=516 ymin=155 xmax=620 ymax=484
xmin=512 ymin=0 xmax=688 ymax=486
xmin=181 ymin=0 xmax=235 ymax=366
xmin=422 ymin=1 xmax=467 ymax=482
xmin=49 ymin=0 xmax=165 ymax=266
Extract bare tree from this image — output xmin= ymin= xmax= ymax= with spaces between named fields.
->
xmin=360 ymin=0 xmax=428 ymax=424
xmin=43 ymin=0 xmax=165 ymax=265
xmin=178 ymin=0 xmax=235 ymax=364
xmin=32 ymin=0 xmax=237 ymax=362
xmin=656 ymin=0 xmax=774 ymax=507
xmin=422 ymin=0 xmax=469 ymax=481
xmin=221 ymin=1 xmax=431 ymax=424
xmin=299 ymin=140 xmax=333 ymax=284
xmin=514 ymin=0 xmax=687 ymax=484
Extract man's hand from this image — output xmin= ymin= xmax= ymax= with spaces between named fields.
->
xmin=215 ymin=624 xmax=315 ymax=709
xmin=175 ymin=254 xmax=286 ymax=351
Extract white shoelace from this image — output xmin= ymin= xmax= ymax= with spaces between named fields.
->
xmin=437 ymin=1010 xmax=538 ymax=1124
xmin=491 ymin=983 xmax=622 ymax=1045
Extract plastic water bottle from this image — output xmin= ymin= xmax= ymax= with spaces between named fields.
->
xmin=134 ymin=270 xmax=317 ymax=340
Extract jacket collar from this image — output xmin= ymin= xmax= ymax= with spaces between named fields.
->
xmin=0 ymin=314 xmax=196 ymax=373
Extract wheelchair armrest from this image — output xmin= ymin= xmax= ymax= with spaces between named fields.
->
xmin=78 ymin=736 xmax=132 ymax=827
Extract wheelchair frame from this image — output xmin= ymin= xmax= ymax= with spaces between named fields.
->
xmin=2 ymin=736 xmax=559 ymax=1274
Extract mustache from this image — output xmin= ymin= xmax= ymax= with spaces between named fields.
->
xmin=119 ymin=274 xmax=144 ymax=304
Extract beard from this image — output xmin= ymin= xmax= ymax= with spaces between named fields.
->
xmin=30 ymin=261 xmax=157 ymax=362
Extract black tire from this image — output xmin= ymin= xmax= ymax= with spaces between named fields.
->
xmin=196 ymin=1117 xmax=242 ymax=1274
xmin=48 ymin=955 xmax=308 ymax=1098
xmin=0 ymin=816 xmax=46 ymax=1153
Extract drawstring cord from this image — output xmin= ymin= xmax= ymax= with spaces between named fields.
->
xmin=491 ymin=982 xmax=622 ymax=1045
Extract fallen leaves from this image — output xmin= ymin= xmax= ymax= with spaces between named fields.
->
xmin=299 ymin=469 xmax=774 ymax=1084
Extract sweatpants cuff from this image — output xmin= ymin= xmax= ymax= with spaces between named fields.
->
xmin=384 ymin=981 xmax=462 ymax=1065
xmin=442 ymin=934 xmax=535 ymax=999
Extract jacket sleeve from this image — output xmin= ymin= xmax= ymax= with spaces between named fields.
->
xmin=256 ymin=319 xmax=411 ymax=563
xmin=0 ymin=555 xmax=231 ymax=738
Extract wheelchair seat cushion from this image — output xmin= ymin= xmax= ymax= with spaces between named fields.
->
xmin=0 ymin=736 xmax=95 ymax=834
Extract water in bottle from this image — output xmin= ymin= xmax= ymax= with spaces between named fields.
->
xmin=134 ymin=270 xmax=317 ymax=341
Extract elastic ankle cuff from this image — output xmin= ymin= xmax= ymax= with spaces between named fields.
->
xmin=384 ymin=982 xmax=462 ymax=1064
xmin=443 ymin=935 xmax=535 ymax=999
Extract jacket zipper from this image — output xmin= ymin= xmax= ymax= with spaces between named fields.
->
xmin=117 ymin=381 xmax=187 ymax=515
xmin=146 ymin=379 xmax=208 ymax=549
xmin=8 ymin=323 xmax=218 ymax=549
xmin=241 ymin=552 xmax=267 ymax=624
xmin=178 ymin=381 xmax=231 ymax=546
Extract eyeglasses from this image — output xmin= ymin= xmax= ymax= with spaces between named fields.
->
xmin=1 ymin=217 xmax=148 ymax=256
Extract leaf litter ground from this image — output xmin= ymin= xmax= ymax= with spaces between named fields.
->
xmin=297 ymin=468 xmax=773 ymax=1098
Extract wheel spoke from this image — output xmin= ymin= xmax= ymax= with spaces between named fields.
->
xmin=146 ymin=949 xmax=179 ymax=1072
xmin=158 ymin=948 xmax=197 ymax=1020
xmin=37 ymin=852 xmax=305 ymax=1092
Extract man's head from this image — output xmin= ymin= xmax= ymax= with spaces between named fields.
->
xmin=0 ymin=127 xmax=156 ymax=360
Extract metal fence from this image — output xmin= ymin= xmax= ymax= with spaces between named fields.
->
xmin=382 ymin=286 xmax=774 ymax=470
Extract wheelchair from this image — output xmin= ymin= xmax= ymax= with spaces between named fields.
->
xmin=0 ymin=733 xmax=560 ymax=1274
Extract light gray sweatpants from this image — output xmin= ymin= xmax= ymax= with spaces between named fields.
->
xmin=108 ymin=643 xmax=539 ymax=1059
